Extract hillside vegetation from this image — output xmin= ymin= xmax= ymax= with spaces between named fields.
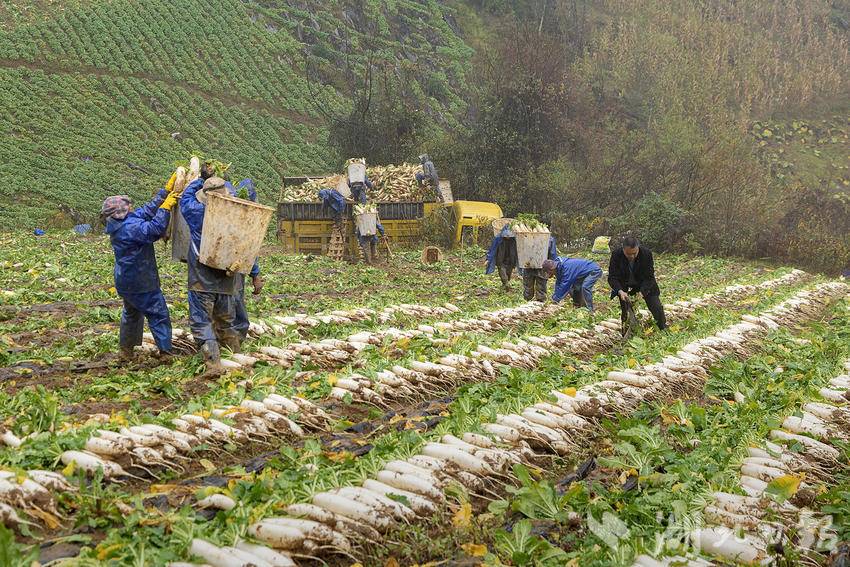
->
xmin=0 ymin=0 xmax=471 ymax=226
xmin=439 ymin=0 xmax=850 ymax=272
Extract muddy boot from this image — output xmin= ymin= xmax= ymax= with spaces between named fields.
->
xmin=119 ymin=346 xmax=134 ymax=364
xmin=221 ymin=334 xmax=241 ymax=354
xmin=201 ymin=340 xmax=224 ymax=377
xmin=361 ymin=243 xmax=372 ymax=265
xmin=370 ymin=241 xmax=379 ymax=264
xmin=156 ymin=350 xmax=174 ymax=363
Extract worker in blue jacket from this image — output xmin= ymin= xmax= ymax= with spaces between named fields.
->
xmin=180 ymin=175 xmax=241 ymax=375
xmin=225 ymin=179 xmax=264 ymax=340
xmin=102 ymin=184 xmax=178 ymax=361
xmin=543 ymin=256 xmax=603 ymax=312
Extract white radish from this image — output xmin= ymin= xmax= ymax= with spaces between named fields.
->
xmin=258 ymin=517 xmax=351 ymax=550
xmin=462 ymin=432 xmax=494 ymax=448
xmin=247 ymin=521 xmax=305 ymax=551
xmin=782 ymin=416 xmax=831 ymax=439
xmin=0 ymin=430 xmax=22 ymax=448
xmin=197 ymin=494 xmax=236 ymax=511
xmin=362 ymin=479 xmax=438 ymax=515
xmin=60 ymin=451 xmax=127 ymax=478
xmin=28 ymin=470 xmax=76 ymax=492
xmin=689 ymin=527 xmax=766 ymax=563
xmin=312 ymin=492 xmax=393 ymax=531
xmin=85 ymin=436 xmax=129 ymax=457
xmin=421 ymin=443 xmax=493 ymax=476
xmin=482 ymin=423 xmax=521 ymax=442
xmin=189 ymin=539 xmax=250 ymax=567
xmin=221 ymin=548 xmax=273 ymax=567
xmin=337 ymin=485 xmax=417 ymax=520
xmin=234 ymin=542 xmax=295 ymax=566
xmin=374 ymin=470 xmax=444 ymax=503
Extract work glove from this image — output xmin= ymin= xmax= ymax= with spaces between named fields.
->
xmin=160 ymin=192 xmax=179 ymax=211
xmin=165 ymin=171 xmax=178 ymax=193
xmin=251 ymin=274 xmax=264 ymax=295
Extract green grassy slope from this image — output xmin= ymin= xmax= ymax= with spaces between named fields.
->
xmin=0 ymin=0 xmax=472 ymax=228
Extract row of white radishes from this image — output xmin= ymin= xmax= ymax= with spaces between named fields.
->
xmin=242 ymin=301 xmax=564 ymax=372
xmin=251 ymin=301 xmax=462 ymax=333
xmin=188 ymin=282 xmax=843 ymax=564
xmin=57 ymin=393 xmax=330 ymax=487
xmin=325 ymin=271 xmax=810 ymax=407
xmin=0 ymin=469 xmax=76 ymax=528
xmin=688 ymin=358 xmax=850 ymax=566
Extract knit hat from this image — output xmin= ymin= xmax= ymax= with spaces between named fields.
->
xmin=100 ymin=195 xmax=132 ymax=220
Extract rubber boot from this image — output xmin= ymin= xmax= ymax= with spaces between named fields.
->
xmin=201 ymin=340 xmax=224 ymax=377
xmin=370 ymin=241 xmax=379 ymax=265
xmin=362 ymin=242 xmax=372 ymax=265
xmin=221 ymin=334 xmax=241 ymax=354
xmin=119 ymin=345 xmax=134 ymax=364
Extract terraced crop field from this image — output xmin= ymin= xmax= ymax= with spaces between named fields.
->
xmin=1 ymin=236 xmax=849 ymax=567
xmin=0 ymin=0 xmax=473 ymax=227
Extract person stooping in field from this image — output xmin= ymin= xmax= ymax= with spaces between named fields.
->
xmin=543 ymin=256 xmax=603 ymax=311
xmin=102 ymin=176 xmax=179 ymax=362
xmin=180 ymin=170 xmax=242 ymax=376
xmin=608 ymin=236 xmax=667 ymax=331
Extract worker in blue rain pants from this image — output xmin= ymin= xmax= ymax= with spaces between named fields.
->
xmin=520 ymin=236 xmax=559 ymax=302
xmin=415 ymin=154 xmax=441 ymax=202
xmin=485 ymin=225 xmax=517 ymax=291
xmin=355 ymin=219 xmax=385 ymax=265
xmin=347 ymin=160 xmax=374 ymax=204
xmin=102 ymin=181 xmax=178 ymax=362
xmin=542 ymin=256 xmax=603 ymax=312
xmin=180 ymin=175 xmax=241 ymax=375
xmin=225 ymin=179 xmax=264 ymax=341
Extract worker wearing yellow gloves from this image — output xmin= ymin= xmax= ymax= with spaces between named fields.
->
xmin=101 ymin=174 xmax=179 ymax=362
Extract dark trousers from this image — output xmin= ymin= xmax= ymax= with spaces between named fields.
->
xmin=523 ymin=269 xmax=548 ymax=302
xmin=498 ymin=264 xmax=513 ymax=287
xmin=619 ymin=292 xmax=666 ymax=330
xmin=188 ymin=290 xmax=239 ymax=347
xmin=119 ymin=290 xmax=172 ymax=353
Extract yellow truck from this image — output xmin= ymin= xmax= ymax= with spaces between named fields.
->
xmin=277 ymin=175 xmax=503 ymax=257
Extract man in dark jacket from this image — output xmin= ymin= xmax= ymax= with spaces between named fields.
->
xmin=485 ymin=225 xmax=518 ymax=290
xmin=180 ymin=175 xmax=241 ymax=375
xmin=102 ymin=186 xmax=178 ymax=361
xmin=608 ymin=236 xmax=666 ymax=330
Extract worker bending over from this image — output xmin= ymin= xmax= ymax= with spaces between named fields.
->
xmin=180 ymin=175 xmax=241 ymax=375
xmin=522 ymin=236 xmax=559 ymax=302
xmin=543 ymin=256 xmax=603 ymax=312
xmin=102 ymin=179 xmax=178 ymax=361
xmin=608 ymin=236 xmax=666 ymax=330
xmin=485 ymin=225 xmax=517 ymax=290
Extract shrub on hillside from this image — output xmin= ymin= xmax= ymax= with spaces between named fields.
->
xmin=608 ymin=193 xmax=690 ymax=252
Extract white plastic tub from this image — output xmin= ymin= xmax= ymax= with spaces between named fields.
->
xmin=516 ymin=231 xmax=550 ymax=268
xmin=355 ymin=212 xmax=378 ymax=236
xmin=348 ymin=163 xmax=366 ymax=185
xmin=199 ymin=193 xmax=275 ymax=274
